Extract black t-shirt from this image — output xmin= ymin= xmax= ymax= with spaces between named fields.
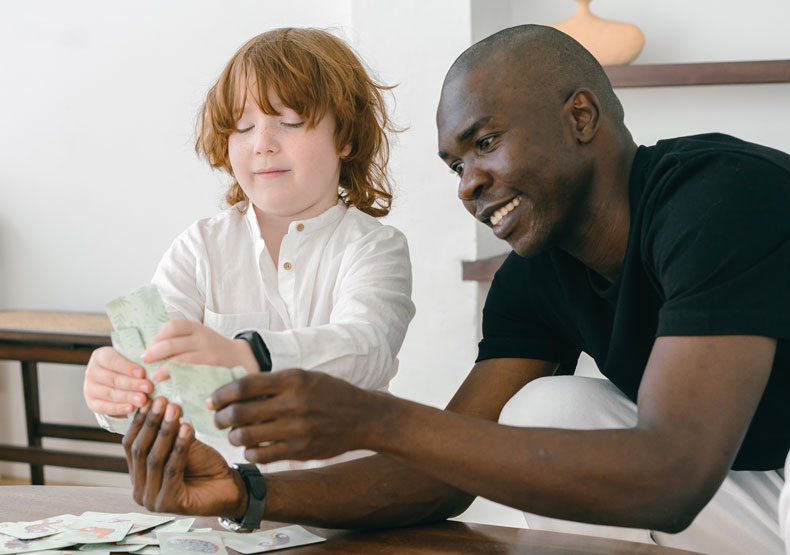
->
xmin=478 ymin=133 xmax=790 ymax=470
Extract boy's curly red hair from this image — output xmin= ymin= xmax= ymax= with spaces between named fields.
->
xmin=196 ymin=28 xmax=395 ymax=217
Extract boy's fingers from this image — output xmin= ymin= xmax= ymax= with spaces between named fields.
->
xmin=142 ymin=337 xmax=193 ymax=363
xmin=96 ymin=347 xmax=145 ymax=376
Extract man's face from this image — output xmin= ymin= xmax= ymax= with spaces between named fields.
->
xmin=436 ymin=62 xmax=590 ymax=258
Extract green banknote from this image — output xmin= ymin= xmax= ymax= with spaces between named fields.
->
xmin=169 ymin=363 xmax=247 ymax=437
xmin=105 ymin=285 xmax=245 ymax=438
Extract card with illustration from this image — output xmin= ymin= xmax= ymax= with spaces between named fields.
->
xmin=57 ymin=513 xmax=133 ymax=545
xmin=0 ymin=532 xmax=74 ymax=555
xmin=121 ymin=519 xmax=195 ymax=546
xmin=0 ymin=515 xmax=77 ymax=540
xmin=157 ymin=532 xmax=228 ymax=555
xmin=221 ymin=526 xmax=325 ymax=553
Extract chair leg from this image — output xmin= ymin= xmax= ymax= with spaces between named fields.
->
xmin=21 ymin=361 xmax=44 ymax=484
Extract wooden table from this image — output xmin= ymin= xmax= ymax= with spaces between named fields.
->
xmin=0 ymin=311 xmax=127 ymax=484
xmin=0 ymin=486 xmax=700 ymax=554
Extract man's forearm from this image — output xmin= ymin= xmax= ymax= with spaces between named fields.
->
xmin=264 ymin=454 xmax=474 ymax=528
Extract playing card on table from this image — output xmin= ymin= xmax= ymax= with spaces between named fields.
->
xmin=0 ymin=515 xmax=77 ymax=540
xmin=78 ymin=543 xmax=145 ymax=553
xmin=220 ymin=526 xmax=325 ymax=553
xmin=0 ymin=532 xmax=75 ymax=555
xmin=121 ymin=518 xmax=195 ymax=546
xmin=33 ymin=551 xmax=108 ymax=555
xmin=157 ymin=532 xmax=227 ymax=555
xmin=77 ymin=513 xmax=173 ymax=537
xmin=57 ymin=513 xmax=133 ymax=545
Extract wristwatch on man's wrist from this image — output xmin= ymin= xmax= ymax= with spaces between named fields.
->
xmin=234 ymin=331 xmax=272 ymax=372
xmin=218 ymin=463 xmax=267 ymax=533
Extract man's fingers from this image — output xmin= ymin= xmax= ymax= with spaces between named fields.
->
xmin=144 ymin=402 xmax=183 ymax=510
xmin=214 ymin=395 xmax=281 ymax=430
xmin=226 ymin=421 xmax=286 ymax=448
xmin=157 ymin=423 xmax=194 ymax=509
xmin=243 ymin=441 xmax=295 ymax=465
xmin=208 ymin=370 xmax=301 ymax=410
xmin=122 ymin=401 xmax=152 ymax=504
xmin=125 ymin=397 xmax=167 ymax=505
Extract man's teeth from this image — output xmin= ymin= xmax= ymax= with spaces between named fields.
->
xmin=490 ymin=196 xmax=521 ymax=226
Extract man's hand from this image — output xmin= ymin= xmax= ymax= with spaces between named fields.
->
xmin=208 ymin=369 xmax=382 ymax=464
xmin=141 ymin=319 xmax=259 ymax=379
xmin=84 ymin=346 xmax=153 ymax=416
xmin=123 ymin=397 xmax=246 ymax=518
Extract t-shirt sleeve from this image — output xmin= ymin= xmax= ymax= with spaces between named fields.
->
xmin=477 ymin=252 xmax=580 ymax=365
xmin=644 ymin=151 xmax=790 ymax=338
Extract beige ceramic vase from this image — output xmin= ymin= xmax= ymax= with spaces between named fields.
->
xmin=550 ymin=0 xmax=644 ymax=65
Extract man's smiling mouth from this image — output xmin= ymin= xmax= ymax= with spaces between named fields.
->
xmin=490 ymin=195 xmax=521 ymax=226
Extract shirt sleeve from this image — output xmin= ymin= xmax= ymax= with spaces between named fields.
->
xmin=645 ymin=152 xmax=790 ymax=338
xmin=477 ymin=252 xmax=581 ymax=366
xmin=150 ymin=224 xmax=207 ymax=322
xmin=256 ymin=226 xmax=415 ymax=390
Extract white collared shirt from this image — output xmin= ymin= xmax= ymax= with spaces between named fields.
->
xmin=98 ymin=200 xmax=415 ymax=470
xmin=152 ymin=200 xmax=414 ymax=390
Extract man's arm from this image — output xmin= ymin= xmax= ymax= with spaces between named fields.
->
xmin=224 ymin=336 xmax=774 ymax=532
xmin=131 ymin=335 xmax=773 ymax=532
xmin=126 ymin=357 xmax=556 ymax=526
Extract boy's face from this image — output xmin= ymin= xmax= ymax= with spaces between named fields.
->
xmin=228 ymin=87 xmax=350 ymax=223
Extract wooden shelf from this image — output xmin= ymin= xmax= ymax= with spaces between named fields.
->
xmin=604 ymin=59 xmax=790 ymax=88
xmin=462 ymin=254 xmax=507 ymax=282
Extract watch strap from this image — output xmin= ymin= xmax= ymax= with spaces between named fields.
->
xmin=234 ymin=331 xmax=272 ymax=372
xmin=235 ymin=463 xmax=267 ymax=531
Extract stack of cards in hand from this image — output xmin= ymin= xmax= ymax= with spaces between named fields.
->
xmin=0 ymin=513 xmax=324 ymax=554
xmin=106 ymin=285 xmax=248 ymax=438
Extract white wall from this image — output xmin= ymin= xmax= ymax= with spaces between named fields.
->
xmin=0 ymin=0 xmax=477 ymax=486
xmin=0 ymin=0 xmax=788 ymax=525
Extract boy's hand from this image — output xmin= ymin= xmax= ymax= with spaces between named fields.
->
xmin=83 ymin=346 xmax=153 ymax=416
xmin=124 ymin=398 xmax=246 ymax=518
xmin=142 ymin=319 xmax=259 ymax=379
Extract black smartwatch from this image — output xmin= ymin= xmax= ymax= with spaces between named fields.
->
xmin=218 ymin=463 xmax=267 ymax=533
xmin=234 ymin=331 xmax=272 ymax=372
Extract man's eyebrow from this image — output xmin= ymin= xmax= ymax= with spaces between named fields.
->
xmin=458 ymin=116 xmax=492 ymax=142
xmin=438 ymin=116 xmax=494 ymax=160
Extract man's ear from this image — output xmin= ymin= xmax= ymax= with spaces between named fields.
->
xmin=566 ymin=89 xmax=600 ymax=144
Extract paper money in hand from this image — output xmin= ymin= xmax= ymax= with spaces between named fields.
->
xmin=105 ymin=285 xmax=247 ymax=436
xmin=169 ymin=363 xmax=247 ymax=437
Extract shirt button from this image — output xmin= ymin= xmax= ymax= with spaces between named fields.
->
xmin=283 ymin=262 xmax=292 ymax=270
xmin=296 ymin=223 xmax=305 ymax=232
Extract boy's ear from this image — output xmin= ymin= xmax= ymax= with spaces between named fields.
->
xmin=340 ymin=143 xmax=352 ymax=158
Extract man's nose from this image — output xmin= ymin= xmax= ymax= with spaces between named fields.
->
xmin=457 ymin=166 xmax=491 ymax=202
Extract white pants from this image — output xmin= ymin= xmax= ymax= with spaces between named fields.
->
xmin=497 ymin=375 xmax=786 ymax=555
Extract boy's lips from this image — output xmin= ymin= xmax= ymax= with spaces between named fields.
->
xmin=254 ymin=168 xmax=289 ymax=178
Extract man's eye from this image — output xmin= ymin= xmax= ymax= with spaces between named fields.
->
xmin=450 ymin=162 xmax=464 ymax=176
xmin=478 ymin=136 xmax=495 ymax=150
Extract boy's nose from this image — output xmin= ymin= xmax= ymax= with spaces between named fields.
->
xmin=254 ymin=126 xmax=279 ymax=155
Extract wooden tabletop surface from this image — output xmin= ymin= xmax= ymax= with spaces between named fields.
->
xmin=0 ymin=486 xmax=700 ymax=554
xmin=0 ymin=310 xmax=112 ymax=346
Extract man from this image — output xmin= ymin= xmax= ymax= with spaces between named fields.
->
xmin=120 ymin=25 xmax=790 ymax=553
